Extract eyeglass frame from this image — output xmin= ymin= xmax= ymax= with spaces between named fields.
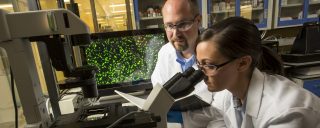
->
xmin=163 ymin=14 xmax=199 ymax=32
xmin=196 ymin=58 xmax=236 ymax=74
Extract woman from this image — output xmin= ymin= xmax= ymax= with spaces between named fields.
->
xmin=195 ymin=17 xmax=320 ymax=128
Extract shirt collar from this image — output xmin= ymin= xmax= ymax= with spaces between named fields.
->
xmin=175 ymin=51 xmax=196 ymax=71
xmin=176 ymin=51 xmax=195 ymax=63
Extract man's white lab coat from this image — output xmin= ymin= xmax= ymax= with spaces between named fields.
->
xmin=151 ymin=43 xmax=225 ymax=128
xmin=212 ymin=68 xmax=320 ymax=128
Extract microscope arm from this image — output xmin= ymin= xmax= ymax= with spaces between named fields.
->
xmin=0 ymin=9 xmax=95 ymax=128
xmin=0 ymin=9 xmax=89 ymax=42
xmin=115 ymin=67 xmax=205 ymax=128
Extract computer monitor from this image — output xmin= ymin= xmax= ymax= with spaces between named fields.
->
xmin=85 ymin=28 xmax=167 ymax=95
xmin=290 ymin=22 xmax=320 ymax=54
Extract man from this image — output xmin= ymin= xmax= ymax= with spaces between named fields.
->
xmin=151 ymin=0 xmax=225 ymax=127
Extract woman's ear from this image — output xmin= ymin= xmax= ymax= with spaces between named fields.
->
xmin=237 ymin=55 xmax=252 ymax=72
xmin=196 ymin=15 xmax=202 ymax=25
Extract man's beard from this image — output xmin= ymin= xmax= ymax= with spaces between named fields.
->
xmin=172 ymin=38 xmax=189 ymax=51
xmin=174 ymin=42 xmax=188 ymax=51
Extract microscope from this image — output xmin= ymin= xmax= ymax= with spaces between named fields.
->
xmin=0 ymin=9 xmax=206 ymax=128
xmin=0 ymin=9 xmax=99 ymax=128
xmin=116 ymin=67 xmax=205 ymax=128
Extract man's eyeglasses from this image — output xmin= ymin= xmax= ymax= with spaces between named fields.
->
xmin=164 ymin=15 xmax=198 ymax=32
xmin=197 ymin=59 xmax=235 ymax=75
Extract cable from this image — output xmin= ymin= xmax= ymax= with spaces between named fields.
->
xmin=59 ymin=89 xmax=83 ymax=100
xmin=263 ymin=35 xmax=278 ymax=41
xmin=106 ymin=111 xmax=139 ymax=128
xmin=10 ymin=68 xmax=18 ymax=128
xmin=45 ymin=98 xmax=53 ymax=119
xmin=260 ymin=30 xmax=267 ymax=39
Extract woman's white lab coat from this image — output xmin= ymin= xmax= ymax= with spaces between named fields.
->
xmin=151 ymin=43 xmax=226 ymax=128
xmin=212 ymin=68 xmax=320 ymax=128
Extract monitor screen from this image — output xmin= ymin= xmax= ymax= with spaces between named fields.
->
xmin=85 ymin=28 xmax=166 ymax=89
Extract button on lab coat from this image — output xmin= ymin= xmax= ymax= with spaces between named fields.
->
xmin=212 ymin=68 xmax=320 ymax=128
xmin=151 ymin=43 xmax=225 ymax=128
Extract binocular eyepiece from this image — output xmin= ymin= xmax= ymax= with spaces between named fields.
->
xmin=163 ymin=67 xmax=205 ymax=99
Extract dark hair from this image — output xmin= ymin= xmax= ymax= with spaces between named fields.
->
xmin=162 ymin=0 xmax=199 ymax=16
xmin=195 ymin=17 xmax=284 ymax=75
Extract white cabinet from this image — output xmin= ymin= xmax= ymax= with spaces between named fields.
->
xmin=274 ymin=0 xmax=320 ymax=28
xmin=207 ymin=0 xmax=273 ymax=30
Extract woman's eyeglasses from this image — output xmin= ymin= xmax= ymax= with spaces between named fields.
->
xmin=197 ymin=59 xmax=235 ymax=75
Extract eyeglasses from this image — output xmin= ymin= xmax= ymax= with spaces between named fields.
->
xmin=163 ymin=15 xmax=198 ymax=32
xmin=197 ymin=59 xmax=235 ymax=75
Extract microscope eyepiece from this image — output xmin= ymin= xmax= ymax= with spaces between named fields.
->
xmin=165 ymin=67 xmax=205 ymax=99
xmin=182 ymin=67 xmax=195 ymax=77
xmin=187 ymin=70 xmax=205 ymax=86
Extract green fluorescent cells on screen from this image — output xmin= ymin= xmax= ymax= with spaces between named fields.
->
xmin=85 ymin=34 xmax=165 ymax=86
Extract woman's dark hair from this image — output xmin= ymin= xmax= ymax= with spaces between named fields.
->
xmin=195 ymin=17 xmax=284 ymax=75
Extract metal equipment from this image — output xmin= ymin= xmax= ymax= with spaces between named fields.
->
xmin=0 ymin=9 xmax=205 ymax=128
xmin=116 ymin=67 xmax=205 ymax=128
xmin=0 ymin=9 xmax=96 ymax=128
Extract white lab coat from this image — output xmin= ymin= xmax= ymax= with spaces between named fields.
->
xmin=151 ymin=43 xmax=225 ymax=128
xmin=212 ymin=68 xmax=320 ymax=128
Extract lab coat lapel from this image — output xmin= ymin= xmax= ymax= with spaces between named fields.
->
xmin=166 ymin=43 xmax=183 ymax=75
xmin=246 ymin=68 xmax=264 ymax=118
xmin=241 ymin=115 xmax=254 ymax=128
xmin=225 ymin=100 xmax=239 ymax=128
xmin=173 ymin=61 xmax=182 ymax=73
xmin=237 ymin=68 xmax=264 ymax=128
xmin=170 ymin=43 xmax=183 ymax=74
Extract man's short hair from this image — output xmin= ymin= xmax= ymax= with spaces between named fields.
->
xmin=162 ymin=0 xmax=199 ymax=16
xmin=188 ymin=0 xmax=200 ymax=15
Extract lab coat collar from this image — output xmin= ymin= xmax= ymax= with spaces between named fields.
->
xmin=173 ymin=59 xmax=183 ymax=73
xmin=167 ymin=42 xmax=183 ymax=73
xmin=245 ymin=68 xmax=265 ymax=118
